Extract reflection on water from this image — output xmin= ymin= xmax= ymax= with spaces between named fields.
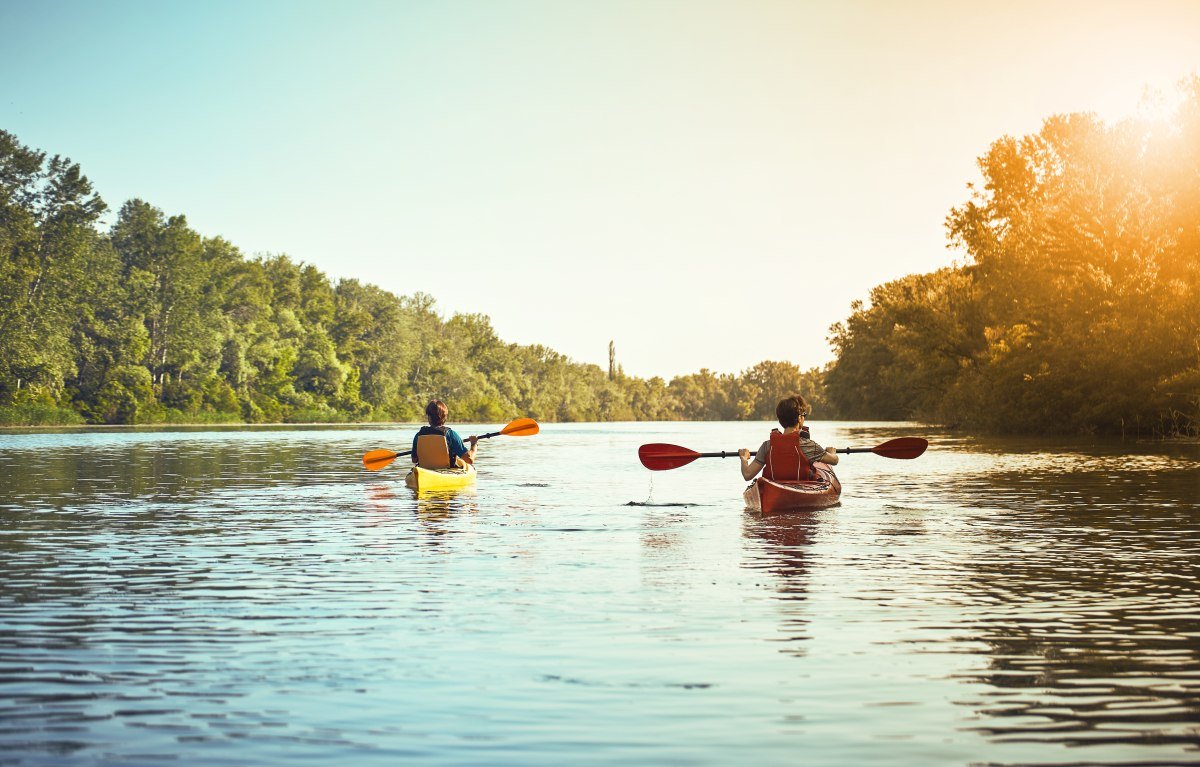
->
xmin=940 ymin=461 xmax=1200 ymax=754
xmin=0 ymin=423 xmax=1197 ymax=765
xmin=743 ymin=514 xmax=818 ymax=656
xmin=745 ymin=424 xmax=1200 ymax=761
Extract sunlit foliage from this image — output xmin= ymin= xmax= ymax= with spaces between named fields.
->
xmin=827 ymin=77 xmax=1200 ymax=436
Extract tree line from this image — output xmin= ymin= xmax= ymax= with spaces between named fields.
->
xmin=4 ymin=77 xmax=1197 ymax=436
xmin=0 ymin=130 xmax=828 ymax=426
xmin=824 ymin=78 xmax=1200 ymax=437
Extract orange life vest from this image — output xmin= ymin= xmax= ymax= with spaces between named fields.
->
xmin=763 ymin=428 xmax=819 ymax=482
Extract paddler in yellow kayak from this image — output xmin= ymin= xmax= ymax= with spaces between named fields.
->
xmin=413 ymin=400 xmax=478 ymax=468
xmin=738 ymin=395 xmax=838 ymax=482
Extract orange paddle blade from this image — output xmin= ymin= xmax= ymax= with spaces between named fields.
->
xmin=362 ymin=449 xmax=400 ymax=471
xmin=500 ymin=418 xmax=539 ymax=437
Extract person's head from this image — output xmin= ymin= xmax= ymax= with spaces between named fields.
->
xmin=425 ymin=399 xmax=448 ymax=427
xmin=775 ymin=395 xmax=811 ymax=428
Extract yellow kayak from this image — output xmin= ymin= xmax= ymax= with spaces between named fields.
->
xmin=404 ymin=463 xmax=477 ymax=491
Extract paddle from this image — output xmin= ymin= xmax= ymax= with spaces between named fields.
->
xmin=837 ymin=437 xmax=927 ymax=458
xmin=637 ymin=437 xmax=928 ymax=471
xmin=362 ymin=417 xmax=540 ymax=471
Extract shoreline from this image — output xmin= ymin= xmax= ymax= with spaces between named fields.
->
xmin=0 ymin=421 xmax=425 ymax=430
xmin=0 ymin=420 xmax=1194 ymax=443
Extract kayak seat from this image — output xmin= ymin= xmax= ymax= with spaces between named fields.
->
xmin=415 ymin=434 xmax=462 ymax=470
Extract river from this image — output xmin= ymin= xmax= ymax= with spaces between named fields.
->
xmin=1 ymin=421 xmax=1197 ymax=766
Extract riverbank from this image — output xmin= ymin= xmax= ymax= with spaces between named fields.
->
xmin=2 ymin=418 xmax=1195 ymax=443
xmin=0 ymin=420 xmax=421 ymax=431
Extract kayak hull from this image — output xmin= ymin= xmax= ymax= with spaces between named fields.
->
xmin=744 ymin=462 xmax=841 ymax=514
xmin=404 ymin=463 xmax=477 ymax=491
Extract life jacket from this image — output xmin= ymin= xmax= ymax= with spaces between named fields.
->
xmin=763 ymin=428 xmax=818 ymax=482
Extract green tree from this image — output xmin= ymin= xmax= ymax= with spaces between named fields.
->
xmin=826 ymin=268 xmax=982 ymax=422
xmin=0 ymin=132 xmax=106 ymax=405
xmin=945 ymin=92 xmax=1199 ymax=434
xmin=110 ymin=200 xmax=208 ymax=387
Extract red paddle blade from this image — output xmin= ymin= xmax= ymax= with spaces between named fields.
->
xmin=638 ymin=443 xmax=701 ymax=471
xmin=873 ymin=437 xmax=928 ymax=459
xmin=500 ymin=417 xmax=539 ymax=437
xmin=363 ymin=449 xmax=400 ymax=471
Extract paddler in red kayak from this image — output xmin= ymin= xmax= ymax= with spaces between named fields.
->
xmin=738 ymin=395 xmax=838 ymax=481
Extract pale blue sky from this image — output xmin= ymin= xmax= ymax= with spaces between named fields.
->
xmin=3 ymin=0 xmax=1198 ymax=378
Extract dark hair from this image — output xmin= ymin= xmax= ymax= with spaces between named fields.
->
xmin=425 ymin=399 xmax=448 ymax=426
xmin=775 ymin=395 xmax=811 ymax=428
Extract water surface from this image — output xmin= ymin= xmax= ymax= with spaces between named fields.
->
xmin=1 ymin=422 xmax=1198 ymax=765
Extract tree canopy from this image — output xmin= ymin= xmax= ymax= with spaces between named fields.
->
xmin=4 ymin=77 xmax=1197 ymax=437
xmin=827 ymin=78 xmax=1200 ymax=436
xmin=0 ymin=130 xmax=828 ymax=426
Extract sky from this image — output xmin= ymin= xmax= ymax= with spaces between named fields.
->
xmin=2 ymin=0 xmax=1198 ymax=379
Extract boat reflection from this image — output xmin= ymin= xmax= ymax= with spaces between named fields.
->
xmin=413 ymin=486 xmax=479 ymax=527
xmin=742 ymin=511 xmax=822 ymax=655
xmin=360 ymin=481 xmax=478 ymax=535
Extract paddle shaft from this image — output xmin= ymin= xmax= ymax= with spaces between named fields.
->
xmin=679 ymin=448 xmax=898 ymax=456
xmin=638 ymin=436 xmax=927 ymax=471
xmin=390 ymin=430 xmax=496 ymax=461
xmin=697 ymin=448 xmax=865 ymax=456
xmin=388 ymin=434 xmax=507 ymax=455
xmin=655 ymin=446 xmax=908 ymax=458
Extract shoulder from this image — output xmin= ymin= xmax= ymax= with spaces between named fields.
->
xmin=799 ymin=437 xmax=826 ymax=456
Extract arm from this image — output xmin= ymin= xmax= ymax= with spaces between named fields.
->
xmin=447 ymin=429 xmax=476 ymax=467
xmin=738 ymin=448 xmax=764 ymax=480
xmin=802 ymin=436 xmax=839 ymax=466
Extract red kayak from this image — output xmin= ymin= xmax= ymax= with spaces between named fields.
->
xmin=743 ymin=462 xmax=841 ymax=514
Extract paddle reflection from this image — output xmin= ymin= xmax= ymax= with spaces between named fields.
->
xmin=639 ymin=508 xmax=688 ymax=550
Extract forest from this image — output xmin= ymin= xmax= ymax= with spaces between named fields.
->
xmin=1 ymin=78 xmax=1196 ymax=436
xmin=826 ymin=77 xmax=1199 ymax=437
xmin=0 ymin=130 xmax=826 ymax=427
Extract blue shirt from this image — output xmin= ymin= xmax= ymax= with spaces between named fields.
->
xmin=412 ymin=426 xmax=468 ymax=464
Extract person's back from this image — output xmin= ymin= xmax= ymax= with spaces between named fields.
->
xmin=412 ymin=400 xmax=478 ymax=468
xmin=739 ymin=395 xmax=838 ymax=482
